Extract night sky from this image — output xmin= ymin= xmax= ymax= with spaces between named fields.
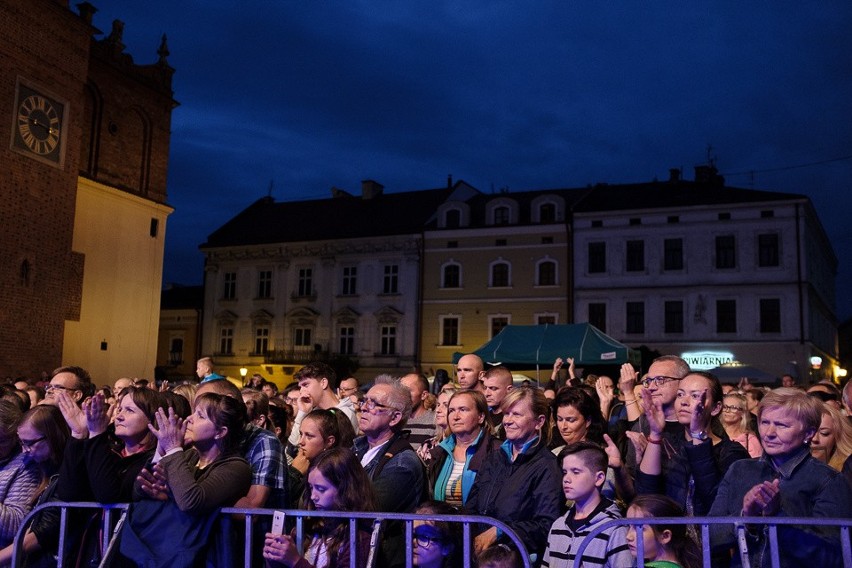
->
xmin=92 ymin=2 xmax=852 ymax=321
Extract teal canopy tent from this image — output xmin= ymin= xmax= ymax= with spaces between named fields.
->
xmin=452 ymin=324 xmax=637 ymax=367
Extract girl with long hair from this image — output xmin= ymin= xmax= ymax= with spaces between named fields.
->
xmin=626 ymin=494 xmax=701 ymax=568
xmin=263 ymin=447 xmax=377 ymax=568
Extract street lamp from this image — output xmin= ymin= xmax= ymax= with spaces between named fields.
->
xmin=240 ymin=367 xmax=248 ymax=386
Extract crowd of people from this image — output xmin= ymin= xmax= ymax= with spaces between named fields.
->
xmin=0 ymin=353 xmax=850 ymax=567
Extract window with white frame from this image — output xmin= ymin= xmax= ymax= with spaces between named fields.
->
xmin=445 ymin=209 xmax=461 ymax=228
xmin=489 ymin=315 xmax=510 ymax=338
xmin=380 ymin=326 xmax=397 ymax=355
xmin=339 ymin=326 xmax=355 ymax=355
xmin=442 ymin=263 xmax=461 ymax=288
xmin=493 ymin=206 xmax=510 ymax=225
xmin=440 ymin=316 xmax=460 ymax=346
xmin=254 ymin=327 xmax=270 ymax=354
xmin=383 ymin=264 xmax=399 ymax=294
xmin=342 ymin=266 xmax=357 ymax=295
xmin=539 ymin=202 xmax=557 ymax=223
xmin=257 ymin=270 xmax=272 ymax=299
xmin=298 ymin=268 xmax=313 ymax=297
xmin=223 ymin=272 xmax=237 ymax=300
xmin=490 ymin=261 xmax=510 ymax=288
xmin=294 ymin=327 xmax=313 ymax=347
xmin=219 ymin=327 xmax=234 ymax=355
xmin=537 ymin=259 xmax=557 ymax=286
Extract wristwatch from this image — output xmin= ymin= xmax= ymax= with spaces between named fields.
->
xmin=690 ymin=430 xmax=709 ymax=441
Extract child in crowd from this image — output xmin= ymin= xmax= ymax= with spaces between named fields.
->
xmin=542 ymin=442 xmax=632 ymax=567
xmin=625 ymin=494 xmax=700 ymax=568
xmin=412 ymin=501 xmax=462 ymax=567
xmin=263 ymin=447 xmax=376 ymax=568
xmin=477 ymin=543 xmax=523 ymax=568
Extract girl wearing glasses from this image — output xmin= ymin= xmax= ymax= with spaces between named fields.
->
xmin=412 ymin=500 xmax=463 ymax=567
xmin=719 ymin=392 xmax=761 ymax=458
xmin=263 ymin=447 xmax=376 ymax=568
xmin=0 ymin=401 xmax=42 ymax=551
xmin=0 ymin=405 xmax=70 ymax=565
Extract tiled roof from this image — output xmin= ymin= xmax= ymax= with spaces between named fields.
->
xmin=573 ymin=180 xmax=807 ymax=213
xmin=201 ymin=185 xmax=456 ymax=248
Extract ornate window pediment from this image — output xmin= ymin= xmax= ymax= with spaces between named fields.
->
xmin=374 ymin=306 xmax=403 ymax=324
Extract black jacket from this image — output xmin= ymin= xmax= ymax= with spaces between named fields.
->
xmin=465 ymin=440 xmax=564 ymax=560
xmin=635 ymin=436 xmax=749 ymax=515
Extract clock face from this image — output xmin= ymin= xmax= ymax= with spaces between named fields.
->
xmin=17 ymin=95 xmax=61 ymax=155
xmin=11 ymin=81 xmax=67 ymax=166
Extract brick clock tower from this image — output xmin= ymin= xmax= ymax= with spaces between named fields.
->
xmin=1 ymin=0 xmax=177 ymax=381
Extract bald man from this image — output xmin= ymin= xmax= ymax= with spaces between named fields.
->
xmin=482 ymin=365 xmax=514 ymax=437
xmin=456 ymin=353 xmax=486 ymax=392
xmin=400 ymin=373 xmax=435 ymax=451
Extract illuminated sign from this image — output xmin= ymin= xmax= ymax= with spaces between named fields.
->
xmin=810 ymin=356 xmax=822 ymax=369
xmin=681 ymin=351 xmax=735 ymax=371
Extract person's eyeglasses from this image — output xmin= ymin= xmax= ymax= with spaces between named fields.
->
xmin=19 ymin=436 xmax=46 ymax=449
xmin=45 ymin=384 xmax=79 ymax=393
xmin=413 ymin=532 xmax=445 ymax=549
xmin=359 ymin=398 xmax=396 ymax=413
xmin=722 ymin=405 xmax=745 ymax=413
xmin=640 ymin=376 xmax=680 ymax=388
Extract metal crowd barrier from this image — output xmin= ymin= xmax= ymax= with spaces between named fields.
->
xmin=572 ymin=516 xmax=852 ymax=568
xmin=10 ymin=502 xmax=533 ymax=568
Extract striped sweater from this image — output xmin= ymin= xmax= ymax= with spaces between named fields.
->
xmin=0 ymin=450 xmax=41 ymax=548
xmin=541 ymin=498 xmax=633 ymax=568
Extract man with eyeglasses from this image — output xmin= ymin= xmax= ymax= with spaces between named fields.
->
xmin=622 ymin=355 xmax=690 ymax=499
xmin=353 ymin=375 xmax=426 ymax=567
xmin=42 ymin=366 xmax=93 ymax=406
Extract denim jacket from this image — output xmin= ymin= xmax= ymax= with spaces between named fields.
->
xmin=708 ymin=447 xmax=852 ymax=567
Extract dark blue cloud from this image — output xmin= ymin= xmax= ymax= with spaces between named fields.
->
xmin=95 ymin=1 xmax=852 ymax=319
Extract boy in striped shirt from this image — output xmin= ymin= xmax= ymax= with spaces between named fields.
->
xmin=542 ymin=442 xmax=632 ymax=567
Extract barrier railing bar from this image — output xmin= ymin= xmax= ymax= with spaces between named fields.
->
xmin=405 ymin=518 xmax=413 ymax=568
xmin=572 ymin=516 xmax=852 ymax=568
xmin=13 ymin=502 xmax=531 ymax=568
xmin=767 ymin=524 xmax=780 ymax=568
xmin=700 ymin=522 xmax=711 ymax=567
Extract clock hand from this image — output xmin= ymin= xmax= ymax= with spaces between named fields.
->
xmin=30 ymin=118 xmax=58 ymax=135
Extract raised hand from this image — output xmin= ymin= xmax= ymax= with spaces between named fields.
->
xmin=596 ymin=376 xmax=615 ymax=412
xmin=84 ymin=392 xmax=113 ymax=438
xmin=148 ymin=406 xmax=186 ymax=454
xmin=56 ymin=390 xmax=88 ymax=439
xmin=640 ymin=387 xmax=666 ymax=436
xmin=137 ymin=463 xmax=169 ymax=501
xmin=296 ymin=395 xmax=314 ymax=415
xmin=689 ymin=389 xmax=710 ymax=434
xmin=742 ymin=479 xmax=781 ymax=516
xmin=603 ymin=433 xmax=623 ymax=469
xmin=618 ymin=363 xmax=638 ymax=394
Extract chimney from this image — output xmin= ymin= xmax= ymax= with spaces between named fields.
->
xmin=669 ymin=168 xmax=681 ymax=182
xmin=361 ymin=180 xmax=384 ymax=200
xmin=694 ymin=165 xmax=725 ymax=186
xmin=447 ymin=174 xmax=453 ymax=188
xmin=694 ymin=165 xmax=713 ymax=183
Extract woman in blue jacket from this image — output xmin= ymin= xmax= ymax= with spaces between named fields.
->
xmin=465 ymin=387 xmax=563 ymax=563
xmin=426 ymin=389 xmax=499 ymax=506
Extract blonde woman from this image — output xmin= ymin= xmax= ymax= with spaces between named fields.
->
xmin=810 ymin=402 xmax=852 ymax=471
xmin=719 ymin=392 xmax=761 ymax=458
